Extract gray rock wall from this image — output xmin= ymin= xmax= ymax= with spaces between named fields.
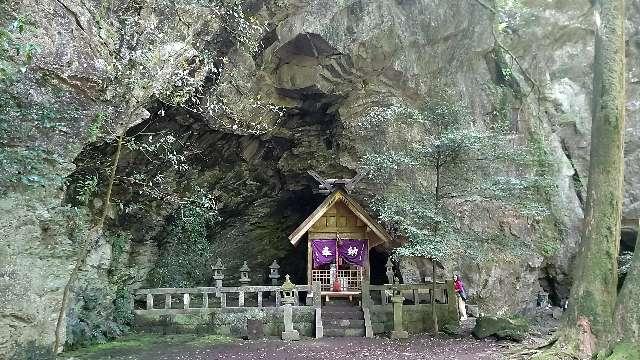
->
xmin=1 ymin=0 xmax=639 ymax=357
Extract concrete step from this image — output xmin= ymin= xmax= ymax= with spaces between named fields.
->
xmin=322 ymin=309 xmax=364 ymax=320
xmin=322 ymin=299 xmax=358 ymax=307
xmin=323 ymin=319 xmax=365 ymax=328
xmin=324 ymin=328 xmax=366 ymax=337
xmin=323 ymin=304 xmax=361 ymax=311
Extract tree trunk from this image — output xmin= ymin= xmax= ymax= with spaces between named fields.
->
xmin=52 ymin=132 xmax=126 ymax=353
xmin=608 ymin=249 xmax=640 ymax=358
xmin=555 ymin=0 xmax=626 ymax=357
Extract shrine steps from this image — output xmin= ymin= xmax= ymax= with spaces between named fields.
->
xmin=322 ymin=300 xmax=366 ymax=337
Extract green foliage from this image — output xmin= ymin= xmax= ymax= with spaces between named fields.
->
xmin=112 ymin=287 xmax=134 ymax=327
xmin=60 ymin=334 xmax=232 ymax=359
xmin=87 ymin=111 xmax=106 ymax=142
xmin=8 ymin=340 xmax=54 ymax=360
xmin=534 ymin=217 xmax=564 ymax=258
xmin=495 ymin=0 xmax=534 ymax=35
xmin=147 ymin=206 xmax=217 ymax=287
xmin=357 ymin=92 xmax=547 ymax=262
xmin=109 ymin=232 xmax=129 ymax=266
xmin=619 ymin=251 xmax=634 ymax=276
xmin=65 ymin=286 xmax=132 ymax=350
xmin=0 ymin=148 xmax=66 ymax=192
xmin=75 ymin=174 xmax=99 ymax=206
xmin=605 ymin=342 xmax=640 ymax=360
xmin=0 ymin=16 xmax=38 ymax=82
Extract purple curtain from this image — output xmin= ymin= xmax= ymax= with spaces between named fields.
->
xmin=338 ymin=239 xmax=368 ymax=266
xmin=312 ymin=239 xmax=337 ymax=268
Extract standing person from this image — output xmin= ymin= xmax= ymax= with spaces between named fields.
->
xmin=454 ymin=275 xmax=468 ymax=320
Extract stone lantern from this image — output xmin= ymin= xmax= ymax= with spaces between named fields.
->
xmin=281 ymin=274 xmax=296 ymax=305
xmin=239 ymin=261 xmax=251 ymax=286
xmin=280 ymin=274 xmax=300 ymax=341
xmin=385 ymin=258 xmax=394 ymax=284
xmin=390 ymin=277 xmax=408 ymax=339
xmin=212 ymin=258 xmax=225 ymax=288
xmin=268 ymin=260 xmax=280 ymax=286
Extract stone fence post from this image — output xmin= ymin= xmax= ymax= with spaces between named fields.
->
xmin=390 ymin=283 xmax=408 ymax=339
xmin=313 ymin=281 xmax=323 ymax=338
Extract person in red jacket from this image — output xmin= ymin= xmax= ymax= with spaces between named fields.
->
xmin=454 ymin=275 xmax=468 ymax=320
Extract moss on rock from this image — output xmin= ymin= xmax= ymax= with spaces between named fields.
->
xmin=472 ymin=316 xmax=529 ymax=342
xmin=606 ymin=343 xmax=640 ymax=360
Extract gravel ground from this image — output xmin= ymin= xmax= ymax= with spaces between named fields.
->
xmin=69 ymin=335 xmax=506 ymax=360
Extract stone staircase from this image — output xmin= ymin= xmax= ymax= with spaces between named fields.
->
xmin=322 ymin=300 xmax=366 ymax=337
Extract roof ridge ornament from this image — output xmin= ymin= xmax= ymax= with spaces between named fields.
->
xmin=308 ymin=170 xmax=365 ymax=195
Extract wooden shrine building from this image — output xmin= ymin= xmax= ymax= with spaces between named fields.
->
xmin=288 ymin=173 xmax=391 ymax=299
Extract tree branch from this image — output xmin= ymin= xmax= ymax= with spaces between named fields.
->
xmin=473 ymin=0 xmax=498 ymax=14
xmin=491 ymin=27 xmax=540 ymax=92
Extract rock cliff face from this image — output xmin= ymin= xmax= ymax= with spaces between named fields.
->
xmin=1 ymin=0 xmax=639 ymax=356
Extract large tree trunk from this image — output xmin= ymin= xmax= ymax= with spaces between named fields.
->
xmin=551 ymin=0 xmax=626 ymax=358
xmin=607 ymin=249 xmax=640 ymax=358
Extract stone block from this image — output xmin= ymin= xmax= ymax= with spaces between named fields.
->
xmin=466 ymin=304 xmax=480 ymax=318
xmin=390 ymin=329 xmax=408 ymax=339
xmin=472 ymin=316 xmax=529 ymax=342
xmin=282 ymin=330 xmax=300 ymax=341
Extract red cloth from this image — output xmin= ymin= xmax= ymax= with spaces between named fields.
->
xmin=454 ymin=280 xmax=464 ymax=292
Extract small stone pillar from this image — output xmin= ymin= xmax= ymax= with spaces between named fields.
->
xmin=268 ymin=260 xmax=280 ymax=286
xmin=281 ymin=275 xmax=300 ymax=341
xmin=385 ymin=258 xmax=394 ymax=284
xmin=390 ymin=283 xmax=408 ymax=339
xmin=212 ymin=258 xmax=225 ymax=288
xmin=312 ymin=281 xmax=323 ymax=339
xmin=239 ymin=261 xmax=251 ymax=286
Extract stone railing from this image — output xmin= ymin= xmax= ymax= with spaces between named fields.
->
xmin=362 ymin=280 xmax=458 ymax=336
xmin=134 ymin=284 xmax=315 ymax=314
xmin=365 ymin=281 xmax=453 ymax=306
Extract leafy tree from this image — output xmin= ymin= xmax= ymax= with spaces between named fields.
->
xmin=147 ymin=206 xmax=217 ymax=288
xmin=356 ymin=92 xmax=548 ymax=332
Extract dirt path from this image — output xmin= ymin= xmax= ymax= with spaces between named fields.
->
xmin=65 ymin=335 xmax=506 ymax=360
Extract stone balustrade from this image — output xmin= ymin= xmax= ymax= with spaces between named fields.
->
xmin=366 ymin=281 xmax=453 ymax=306
xmin=134 ymin=284 xmax=313 ymax=315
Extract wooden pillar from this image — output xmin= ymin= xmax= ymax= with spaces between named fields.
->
xmin=364 ymin=238 xmax=371 ymax=289
xmin=307 ymin=238 xmax=313 ymax=286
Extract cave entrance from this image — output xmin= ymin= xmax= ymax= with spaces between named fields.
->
xmin=287 ymin=174 xmax=392 ymax=302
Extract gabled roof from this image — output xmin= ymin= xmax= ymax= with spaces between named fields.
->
xmin=288 ymin=189 xmax=392 ymax=246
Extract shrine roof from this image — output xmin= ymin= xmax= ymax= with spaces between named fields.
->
xmin=288 ymin=189 xmax=391 ymax=246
